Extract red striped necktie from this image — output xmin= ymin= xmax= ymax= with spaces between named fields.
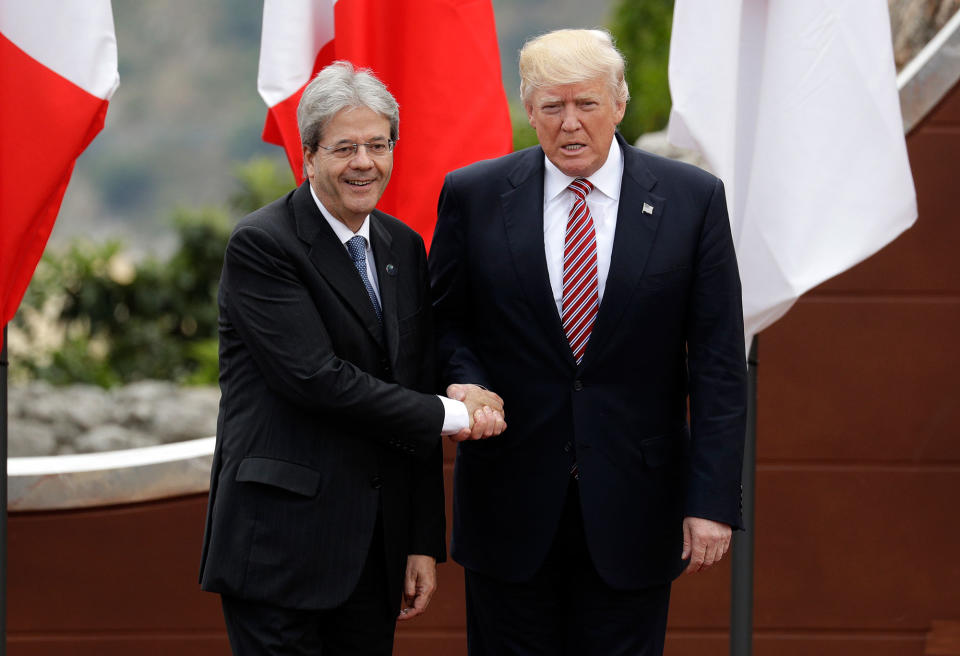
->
xmin=561 ymin=178 xmax=599 ymax=364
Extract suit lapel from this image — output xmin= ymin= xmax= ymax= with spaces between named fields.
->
xmin=292 ymin=183 xmax=386 ymax=349
xmin=500 ymin=150 xmax=577 ymax=369
xmin=582 ymin=135 xmax=665 ymax=369
xmin=369 ymin=212 xmax=400 ymax=367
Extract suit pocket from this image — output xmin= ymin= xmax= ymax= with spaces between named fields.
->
xmin=236 ymin=456 xmax=321 ymax=497
xmin=640 ymin=266 xmax=691 ymax=290
xmin=397 ymin=308 xmax=422 ymax=337
xmin=639 ymin=430 xmax=685 ymax=469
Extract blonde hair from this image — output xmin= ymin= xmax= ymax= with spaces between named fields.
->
xmin=519 ymin=29 xmax=629 ymax=107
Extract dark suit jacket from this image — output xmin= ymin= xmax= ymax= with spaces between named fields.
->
xmin=429 ymin=133 xmax=747 ymax=590
xmin=199 ymin=181 xmax=446 ymax=610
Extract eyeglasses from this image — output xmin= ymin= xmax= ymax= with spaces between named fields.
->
xmin=316 ymin=140 xmax=396 ymax=159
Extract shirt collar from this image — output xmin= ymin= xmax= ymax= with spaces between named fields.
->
xmin=309 ymin=183 xmax=372 ymax=247
xmin=544 ymin=136 xmax=623 ymax=203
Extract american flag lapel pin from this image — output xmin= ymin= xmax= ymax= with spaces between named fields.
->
xmin=642 ymin=202 xmax=654 ymax=215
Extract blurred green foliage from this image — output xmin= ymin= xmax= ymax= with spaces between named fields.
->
xmin=511 ymin=104 xmax=540 ymax=152
xmin=507 ymin=0 xmax=675 ymax=150
xmin=12 ymin=157 xmax=294 ymax=387
xmin=608 ymin=0 xmax=675 ymax=143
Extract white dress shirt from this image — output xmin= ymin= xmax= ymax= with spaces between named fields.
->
xmin=542 ymin=138 xmax=624 ymax=316
xmin=309 ymin=185 xmax=469 ymax=434
xmin=311 ymin=185 xmax=382 ymax=306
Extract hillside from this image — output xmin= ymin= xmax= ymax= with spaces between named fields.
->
xmin=51 ymin=0 xmax=617 ymax=255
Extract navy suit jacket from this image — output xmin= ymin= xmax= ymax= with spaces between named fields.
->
xmin=200 ymin=181 xmax=446 ymax=610
xmin=429 ymin=133 xmax=747 ymax=589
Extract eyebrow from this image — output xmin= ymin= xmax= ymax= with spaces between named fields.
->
xmin=331 ymin=135 xmax=389 ymax=145
xmin=539 ymin=95 xmax=601 ymax=105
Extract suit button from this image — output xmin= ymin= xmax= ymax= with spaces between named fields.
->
xmin=370 ymin=475 xmax=383 ymax=489
xmin=563 ymin=441 xmax=572 ymax=453
xmin=573 ymin=380 xmax=584 ymax=391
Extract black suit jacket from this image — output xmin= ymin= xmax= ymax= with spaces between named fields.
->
xmin=200 ymin=181 xmax=446 ymax=610
xmin=429 ymin=133 xmax=747 ymax=589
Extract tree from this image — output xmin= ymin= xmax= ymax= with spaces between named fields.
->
xmin=608 ymin=0 xmax=675 ymax=143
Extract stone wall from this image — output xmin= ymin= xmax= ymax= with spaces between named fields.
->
xmin=9 ymin=381 xmax=219 ymax=457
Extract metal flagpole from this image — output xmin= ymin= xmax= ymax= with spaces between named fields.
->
xmin=730 ymin=335 xmax=758 ymax=656
xmin=1 ymin=324 xmax=8 ymax=656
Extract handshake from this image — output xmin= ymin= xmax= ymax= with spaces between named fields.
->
xmin=445 ymin=383 xmax=507 ymax=442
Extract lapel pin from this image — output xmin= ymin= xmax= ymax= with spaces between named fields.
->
xmin=642 ymin=202 xmax=654 ymax=215
xmin=385 ymin=263 xmax=397 ymax=276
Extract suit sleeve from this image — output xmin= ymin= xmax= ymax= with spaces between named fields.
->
xmin=684 ymin=177 xmax=748 ymax=529
xmin=221 ymin=224 xmax=444 ymax=456
xmin=428 ymin=173 xmax=493 ymax=389
xmin=408 ymin=242 xmax=447 ymax=561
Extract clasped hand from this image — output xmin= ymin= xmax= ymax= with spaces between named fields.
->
xmin=446 ymin=383 xmax=507 ymax=441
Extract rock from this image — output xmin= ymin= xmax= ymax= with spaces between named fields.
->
xmin=61 ymin=385 xmax=113 ymax=430
xmin=635 ymin=130 xmax=711 ymax=172
xmin=110 ymin=380 xmax=179 ymax=426
xmin=9 ymin=419 xmax=58 ymax=457
xmin=6 ymin=381 xmax=220 ymax=456
xmin=149 ymin=387 xmax=220 ymax=443
xmin=74 ymin=424 xmax=158 ymax=454
xmin=889 ymin=0 xmax=960 ymax=70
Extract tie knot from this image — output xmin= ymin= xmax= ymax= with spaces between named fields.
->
xmin=568 ymin=178 xmax=593 ymax=200
xmin=347 ymin=235 xmax=366 ymax=262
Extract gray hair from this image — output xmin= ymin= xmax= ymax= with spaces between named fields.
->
xmin=297 ymin=60 xmax=399 ymax=153
xmin=519 ymin=29 xmax=629 ymax=107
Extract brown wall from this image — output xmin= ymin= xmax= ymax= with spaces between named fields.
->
xmin=8 ymin=81 xmax=960 ymax=656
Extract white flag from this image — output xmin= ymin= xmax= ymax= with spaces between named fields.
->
xmin=667 ymin=1 xmax=917 ymax=348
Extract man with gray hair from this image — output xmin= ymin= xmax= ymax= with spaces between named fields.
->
xmin=199 ymin=60 xmax=505 ymax=655
xmin=430 ymin=29 xmax=747 ymax=654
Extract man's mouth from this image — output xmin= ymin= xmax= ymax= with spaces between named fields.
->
xmin=346 ymin=179 xmax=374 ymax=187
xmin=561 ymin=143 xmax=586 ymax=152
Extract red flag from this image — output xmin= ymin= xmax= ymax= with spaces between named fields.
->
xmin=0 ymin=1 xmax=119 ymax=341
xmin=257 ymin=0 xmax=512 ymax=249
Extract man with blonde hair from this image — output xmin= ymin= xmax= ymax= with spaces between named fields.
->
xmin=430 ymin=29 xmax=746 ymax=654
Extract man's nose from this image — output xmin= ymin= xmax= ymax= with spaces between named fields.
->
xmin=349 ymin=146 xmax=375 ymax=167
xmin=561 ymin=110 xmax=581 ymax=131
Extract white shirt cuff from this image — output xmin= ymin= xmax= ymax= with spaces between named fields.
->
xmin=438 ymin=395 xmax=470 ymax=435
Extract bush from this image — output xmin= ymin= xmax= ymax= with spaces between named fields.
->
xmin=11 ymin=157 xmax=294 ymax=386
xmin=609 ymin=0 xmax=675 ymax=143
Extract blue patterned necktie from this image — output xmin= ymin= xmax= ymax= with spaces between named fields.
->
xmin=346 ymin=235 xmax=382 ymax=322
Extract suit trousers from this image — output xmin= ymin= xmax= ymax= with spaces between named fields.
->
xmin=465 ymin=480 xmax=672 ymax=656
xmin=221 ymin=511 xmax=396 ymax=656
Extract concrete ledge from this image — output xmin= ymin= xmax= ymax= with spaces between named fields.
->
xmin=898 ymin=8 xmax=960 ymax=133
xmin=7 ymin=437 xmax=214 ymax=511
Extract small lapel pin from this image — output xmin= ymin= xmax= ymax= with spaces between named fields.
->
xmin=385 ymin=263 xmax=397 ymax=276
xmin=642 ymin=202 xmax=654 ymax=215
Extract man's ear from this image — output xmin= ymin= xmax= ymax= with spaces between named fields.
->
xmin=302 ymin=146 xmax=314 ymax=179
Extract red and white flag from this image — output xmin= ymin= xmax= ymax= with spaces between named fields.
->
xmin=258 ymin=0 xmax=512 ymax=248
xmin=0 ymin=0 xmax=119 ymax=338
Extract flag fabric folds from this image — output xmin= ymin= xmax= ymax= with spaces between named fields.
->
xmin=258 ymin=0 xmax=513 ymax=248
xmin=0 ymin=1 xmax=119 ymax=338
xmin=667 ymin=1 xmax=918 ymax=348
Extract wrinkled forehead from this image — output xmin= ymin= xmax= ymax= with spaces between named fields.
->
xmin=323 ymin=106 xmax=392 ymax=140
xmin=529 ymin=79 xmax=615 ymax=105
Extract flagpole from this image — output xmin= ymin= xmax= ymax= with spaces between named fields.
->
xmin=730 ymin=335 xmax=758 ymax=656
xmin=1 ymin=324 xmax=8 ymax=656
